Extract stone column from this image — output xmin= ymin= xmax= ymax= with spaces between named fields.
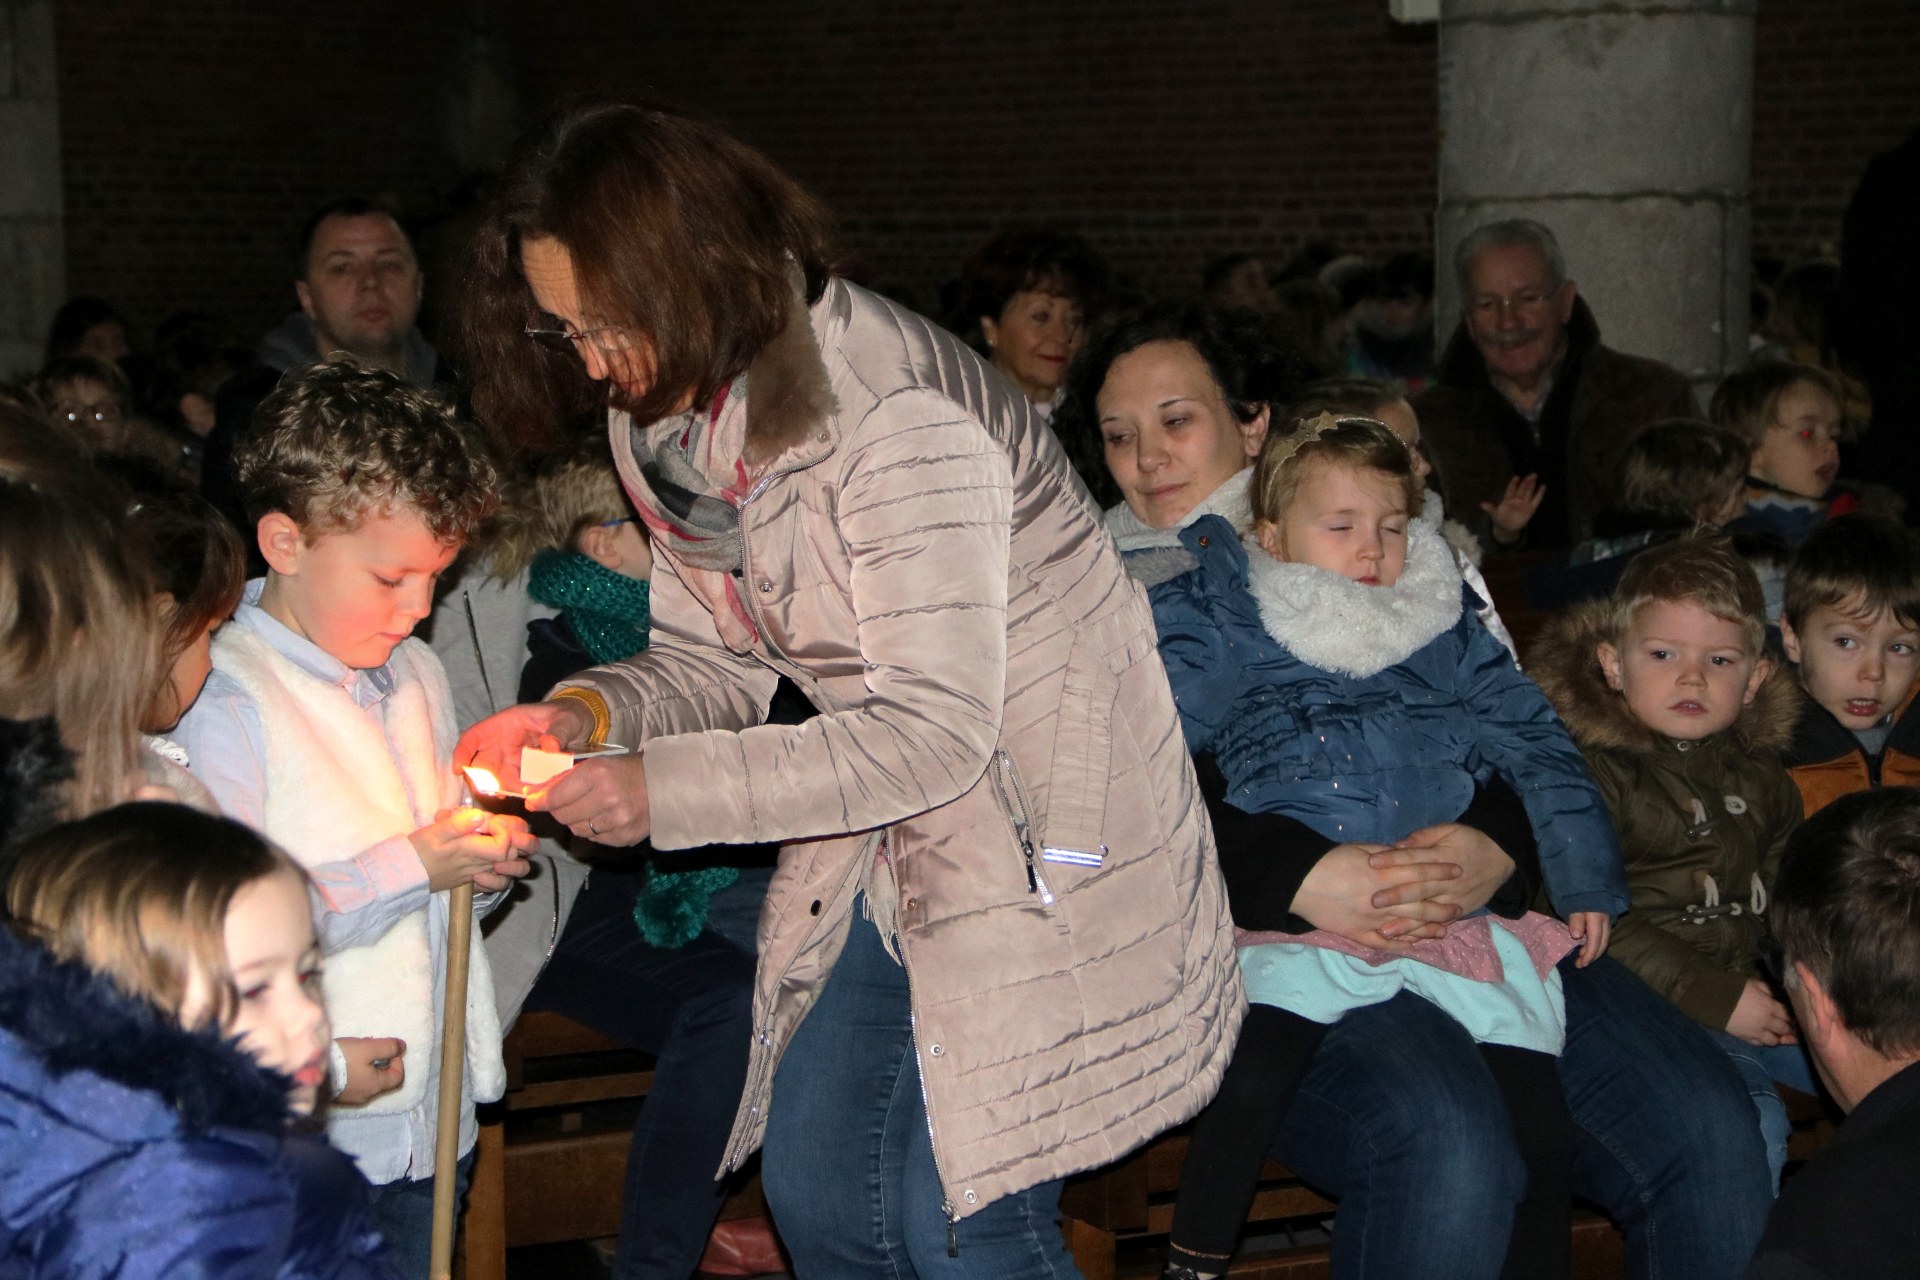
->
xmin=0 ymin=0 xmax=62 ymax=381
xmin=1435 ymin=0 xmax=1755 ymax=399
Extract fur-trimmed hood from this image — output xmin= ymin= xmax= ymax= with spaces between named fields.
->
xmin=0 ymin=923 xmax=402 ymax=1280
xmin=0 ymin=920 xmax=291 ymax=1137
xmin=1531 ymin=598 xmax=1801 ymax=756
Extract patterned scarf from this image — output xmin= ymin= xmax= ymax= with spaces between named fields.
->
xmin=623 ymin=380 xmax=764 ymax=653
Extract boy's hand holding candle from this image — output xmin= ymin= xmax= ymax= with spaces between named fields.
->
xmin=409 ymin=807 xmax=537 ymax=893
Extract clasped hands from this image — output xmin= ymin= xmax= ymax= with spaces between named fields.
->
xmin=1290 ymin=820 xmax=1606 ymax=967
xmin=454 ymin=698 xmax=652 ymax=847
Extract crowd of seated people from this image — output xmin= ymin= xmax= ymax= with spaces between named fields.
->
xmin=5 ymin=99 xmax=1919 ymax=1280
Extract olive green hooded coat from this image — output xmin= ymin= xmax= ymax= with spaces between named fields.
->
xmin=1532 ymin=600 xmax=1803 ymax=1030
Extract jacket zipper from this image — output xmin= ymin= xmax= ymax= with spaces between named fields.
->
xmin=990 ymin=750 xmax=1052 ymax=904
xmin=896 ymin=931 xmax=961 ymax=1255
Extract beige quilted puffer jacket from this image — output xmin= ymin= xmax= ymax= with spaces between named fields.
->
xmin=561 ymin=277 xmax=1242 ymax=1221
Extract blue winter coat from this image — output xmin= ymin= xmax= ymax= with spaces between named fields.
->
xmin=0 ymin=925 xmax=399 ymax=1280
xmin=1146 ymin=515 xmax=1627 ymax=918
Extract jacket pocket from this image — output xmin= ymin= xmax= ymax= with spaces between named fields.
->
xmin=989 ymin=749 xmax=1074 ymax=929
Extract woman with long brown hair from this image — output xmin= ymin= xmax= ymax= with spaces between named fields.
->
xmin=453 ymin=101 xmax=1240 ymax=1279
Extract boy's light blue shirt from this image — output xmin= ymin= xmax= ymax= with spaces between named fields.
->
xmin=179 ymin=577 xmax=505 ymax=1182
xmin=176 ymin=580 xmax=432 ymax=952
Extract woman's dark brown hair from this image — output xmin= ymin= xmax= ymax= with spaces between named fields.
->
xmin=455 ymin=99 xmax=836 ymax=453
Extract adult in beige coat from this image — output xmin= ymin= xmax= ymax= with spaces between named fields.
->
xmin=453 ymin=101 xmax=1241 ymax=1279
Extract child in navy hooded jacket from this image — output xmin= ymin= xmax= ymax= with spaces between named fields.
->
xmin=1145 ymin=416 xmax=1626 ymax=1280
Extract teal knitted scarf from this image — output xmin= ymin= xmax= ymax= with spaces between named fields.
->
xmin=527 ymin=548 xmax=736 ymax=949
xmin=527 ymin=549 xmax=652 ymax=666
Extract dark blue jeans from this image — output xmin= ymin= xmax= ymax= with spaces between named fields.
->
xmin=760 ymin=908 xmax=1081 ymax=1279
xmin=525 ymin=866 xmax=757 ymax=1280
xmin=1271 ymin=954 xmax=1772 ymax=1280
xmin=366 ymin=1151 xmax=473 ymax=1280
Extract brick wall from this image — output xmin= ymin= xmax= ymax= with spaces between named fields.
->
xmin=53 ymin=0 xmax=1920 ymax=346
xmin=1751 ymin=0 xmax=1920 ymax=265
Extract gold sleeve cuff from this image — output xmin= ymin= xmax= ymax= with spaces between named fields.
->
xmin=549 ymin=686 xmax=611 ymax=750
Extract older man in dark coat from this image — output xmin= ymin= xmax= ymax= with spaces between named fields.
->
xmin=1416 ymin=220 xmax=1697 ymax=552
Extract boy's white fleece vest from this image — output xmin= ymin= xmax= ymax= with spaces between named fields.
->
xmin=211 ymin=627 xmax=506 ymax=1114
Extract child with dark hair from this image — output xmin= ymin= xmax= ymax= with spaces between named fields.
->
xmin=117 ymin=472 xmax=248 ymax=809
xmin=1780 ymin=514 xmax=1920 ymax=817
xmin=1525 ymin=420 xmax=1755 ymax=613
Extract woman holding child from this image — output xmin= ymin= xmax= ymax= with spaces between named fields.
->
xmin=454 ymin=101 xmax=1240 ymax=1279
xmin=1055 ymin=305 xmax=1777 ymax=1279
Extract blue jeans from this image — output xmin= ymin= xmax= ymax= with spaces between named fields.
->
xmin=761 ymin=906 xmax=1081 ymax=1279
xmin=1271 ymin=955 xmax=1772 ymax=1280
xmin=366 ymin=1151 xmax=473 ymax=1280
xmin=526 ymin=866 xmax=758 ymax=1280
xmin=1708 ymin=1029 xmax=1819 ymax=1189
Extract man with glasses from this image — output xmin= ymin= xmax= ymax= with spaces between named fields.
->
xmin=1416 ymin=218 xmax=1696 ymax=552
xmin=1746 ymin=787 xmax=1920 ymax=1277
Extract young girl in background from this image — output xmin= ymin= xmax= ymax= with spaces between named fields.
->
xmin=1154 ymin=415 xmax=1628 ymax=1280
xmin=123 ymin=478 xmax=247 ymax=808
xmin=0 ymin=801 xmax=399 ymax=1279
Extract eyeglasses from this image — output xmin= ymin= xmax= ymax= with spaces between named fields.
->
xmin=523 ymin=314 xmax=635 ymax=360
xmin=1468 ymin=290 xmax=1555 ymax=320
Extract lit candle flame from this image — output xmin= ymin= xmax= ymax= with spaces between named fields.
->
xmin=462 ymin=766 xmax=504 ymax=797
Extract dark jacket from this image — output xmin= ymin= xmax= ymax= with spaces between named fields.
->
xmin=1149 ymin=516 xmax=1625 ymax=918
xmin=1784 ymin=682 xmax=1920 ymax=819
xmin=1415 ymin=299 xmax=1698 ymax=549
xmin=1533 ymin=601 xmax=1803 ymax=1029
xmin=1746 ymin=1058 xmax=1920 ymax=1279
xmin=0 ymin=925 xmax=398 ymax=1280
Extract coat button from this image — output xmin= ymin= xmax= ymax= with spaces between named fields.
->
xmin=928 ymin=1043 xmax=944 ymax=1057
xmin=903 ymin=896 xmax=917 ymax=911
xmin=963 ymin=1190 xmax=978 ymax=1204
xmin=809 ymin=899 xmax=822 ymax=916
xmin=1197 ymin=535 xmax=1210 ymax=547
xmin=760 ymin=581 xmax=773 ymax=593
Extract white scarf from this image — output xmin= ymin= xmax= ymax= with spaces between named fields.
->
xmin=1241 ymin=520 xmax=1463 ymax=679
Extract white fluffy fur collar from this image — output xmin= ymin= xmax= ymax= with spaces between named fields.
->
xmin=1242 ymin=520 xmax=1464 ymax=678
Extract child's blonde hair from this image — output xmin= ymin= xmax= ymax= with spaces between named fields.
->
xmin=0 ymin=440 xmax=160 ymax=820
xmin=1251 ymin=413 xmax=1424 ymax=527
xmin=1709 ymin=360 xmax=1847 ymax=452
xmin=5 ymin=802 xmax=305 ymax=1032
xmin=486 ymin=435 xmax=636 ymax=580
xmin=1606 ymin=533 xmax=1768 ymax=656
